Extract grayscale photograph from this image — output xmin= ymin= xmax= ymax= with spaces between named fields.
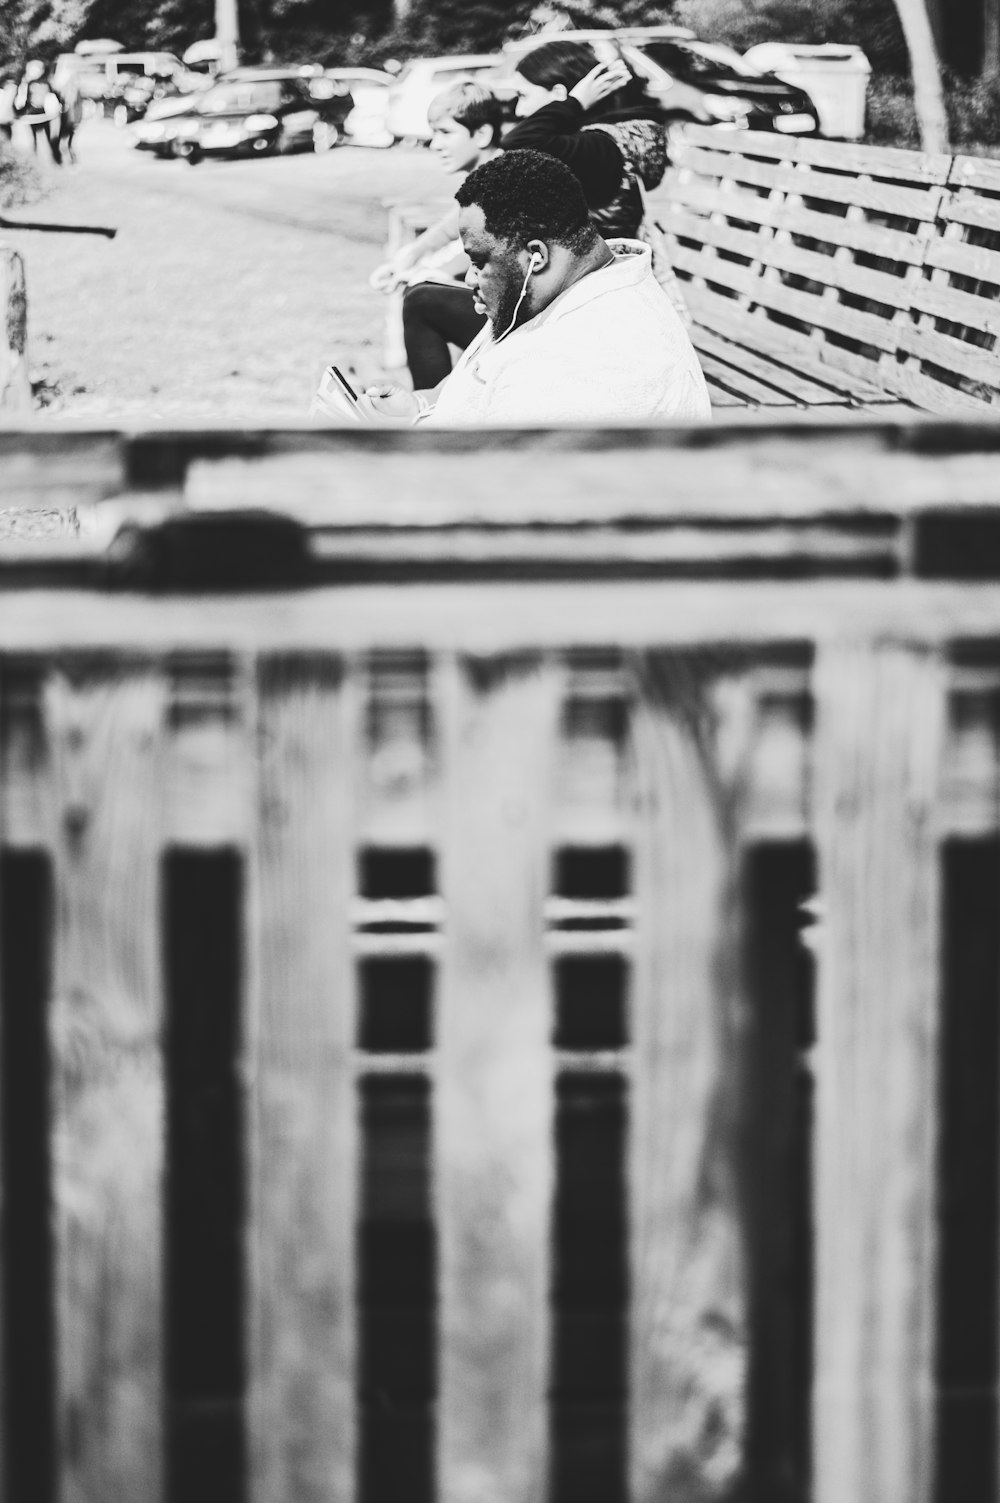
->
xmin=0 ymin=0 xmax=996 ymax=1502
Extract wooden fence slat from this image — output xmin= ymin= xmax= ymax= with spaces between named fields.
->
xmin=247 ymin=655 xmax=358 ymax=1503
xmin=628 ymin=653 xmax=753 ymax=1503
xmin=812 ymin=642 xmax=944 ymax=1503
xmin=437 ymin=654 xmax=563 ymax=1503
xmin=45 ymin=664 xmax=168 ymax=1503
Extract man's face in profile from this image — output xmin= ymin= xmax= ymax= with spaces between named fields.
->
xmin=459 ymin=204 xmax=531 ymax=338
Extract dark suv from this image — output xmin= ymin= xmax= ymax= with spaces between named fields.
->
xmin=629 ymin=37 xmax=820 ymax=135
xmin=158 ymin=71 xmax=354 ymax=162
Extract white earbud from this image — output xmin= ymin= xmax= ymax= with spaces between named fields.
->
xmin=530 ymin=252 xmax=543 ymax=269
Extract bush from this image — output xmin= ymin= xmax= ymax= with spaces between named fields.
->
xmin=675 ymin=0 xmax=908 ymax=73
xmin=943 ymin=72 xmax=1000 ymax=148
xmin=0 ymin=142 xmax=41 ymax=209
xmin=864 ymin=71 xmax=1000 ymax=149
xmin=864 ymin=73 xmax=919 ymax=147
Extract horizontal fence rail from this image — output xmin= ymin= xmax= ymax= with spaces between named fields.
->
xmin=0 ymin=422 xmax=999 ymax=1503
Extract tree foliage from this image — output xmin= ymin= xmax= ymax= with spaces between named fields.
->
xmin=675 ymin=0 xmax=909 ymax=73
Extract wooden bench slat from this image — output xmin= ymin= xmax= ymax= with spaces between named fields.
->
xmin=46 ymin=665 xmax=167 ymax=1503
xmin=672 ymin=247 xmax=901 ymax=355
xmin=894 ymin=320 xmax=1000 ymax=391
xmin=248 ymin=656 xmax=358 ymax=1503
xmin=812 ymin=642 xmax=944 ymax=1503
xmin=695 ymin=347 xmax=798 ymax=406
xmin=924 ymin=233 xmax=1000 ymax=286
xmin=707 ymin=386 xmax=747 ymax=408
xmin=656 ymin=180 xmax=930 ymax=264
xmin=676 ymin=147 xmax=947 ymax=222
xmin=693 ymin=326 xmax=856 ymax=404
xmin=880 ymin=362 xmax=994 ymax=413
xmin=676 ymin=124 xmax=952 ymax=185
xmin=438 ymin=655 xmax=562 ymax=1503
xmin=909 ymin=276 xmax=1000 ymax=338
xmin=685 ymin=297 xmax=894 ymax=400
xmin=667 ymin=208 xmax=916 ymax=311
xmin=629 ymin=653 xmax=750 ymax=1503
xmin=948 ymin=154 xmax=1000 ymax=193
xmin=938 ymin=192 xmax=1000 ymax=234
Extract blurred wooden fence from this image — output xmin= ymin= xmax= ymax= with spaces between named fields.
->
xmin=1 ymin=420 xmax=1000 ymax=1503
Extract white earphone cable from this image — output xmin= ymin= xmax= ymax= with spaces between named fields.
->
xmin=495 ymin=258 xmax=539 ymax=343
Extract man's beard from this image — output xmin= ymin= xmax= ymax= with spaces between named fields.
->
xmin=489 ymin=259 xmax=532 ymax=341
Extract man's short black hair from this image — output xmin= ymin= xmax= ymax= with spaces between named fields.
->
xmin=456 ymin=149 xmax=597 ymax=253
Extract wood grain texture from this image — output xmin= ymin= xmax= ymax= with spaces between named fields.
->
xmin=6 ymin=580 xmax=1000 ymax=656
xmin=692 ymin=328 xmax=855 ymax=406
xmin=672 ymin=147 xmax=945 ymax=221
xmin=654 ymin=181 xmax=928 ymax=263
xmin=437 ymin=654 xmax=563 ymax=1503
xmin=674 ymin=124 xmax=951 ymax=182
xmin=628 ymin=653 xmax=754 ymax=1503
xmin=247 ymin=654 xmax=359 ymax=1503
xmin=45 ymin=664 xmax=168 ymax=1503
xmin=667 ymin=210 xmax=915 ymax=311
xmin=811 ymin=642 xmax=945 ymax=1503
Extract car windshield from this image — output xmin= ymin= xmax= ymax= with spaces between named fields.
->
xmin=201 ymin=81 xmax=283 ymax=113
xmin=639 ymin=40 xmax=760 ymax=81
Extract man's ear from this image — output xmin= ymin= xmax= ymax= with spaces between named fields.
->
xmin=526 ymin=239 xmax=550 ymax=272
xmin=552 ymin=83 xmax=569 ymax=101
xmin=473 ymin=123 xmax=493 ymax=148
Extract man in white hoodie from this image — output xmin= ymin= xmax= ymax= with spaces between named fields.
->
xmin=360 ymin=149 xmax=711 ymax=426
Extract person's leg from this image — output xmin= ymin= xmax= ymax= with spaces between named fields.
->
xmin=402 ymin=281 xmax=486 ymax=389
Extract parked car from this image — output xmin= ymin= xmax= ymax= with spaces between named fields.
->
xmin=385 ymin=54 xmax=505 ymax=143
xmin=133 ymin=70 xmax=354 ymax=161
xmin=108 ymin=60 xmax=204 ymax=125
xmin=325 ymin=67 xmax=394 ymax=147
xmin=629 ymin=36 xmax=820 ymax=134
xmin=55 ymin=49 xmax=189 ymax=114
xmin=502 ymin=27 xmax=820 ymax=136
xmin=52 ymin=48 xmax=120 ymax=105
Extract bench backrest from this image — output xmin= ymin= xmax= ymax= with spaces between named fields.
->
xmin=4 ymin=422 xmax=1000 ymax=1503
xmin=654 ymin=126 xmax=1000 ymax=411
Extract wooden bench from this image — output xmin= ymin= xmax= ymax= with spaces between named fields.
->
xmin=5 ymin=419 xmax=1000 ymax=1503
xmin=652 ymin=126 xmax=1000 ymax=413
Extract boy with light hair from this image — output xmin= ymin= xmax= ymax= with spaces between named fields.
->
xmin=369 ymin=81 xmax=506 ymax=387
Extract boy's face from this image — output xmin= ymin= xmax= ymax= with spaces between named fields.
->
xmin=430 ymin=115 xmax=487 ymax=174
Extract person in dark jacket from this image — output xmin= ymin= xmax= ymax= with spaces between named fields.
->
xmin=504 ymin=38 xmax=669 ymax=239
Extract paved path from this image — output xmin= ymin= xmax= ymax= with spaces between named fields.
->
xmin=2 ymin=117 xmax=445 ymax=419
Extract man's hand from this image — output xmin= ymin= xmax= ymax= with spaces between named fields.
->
xmin=569 ymin=60 xmax=631 ymax=111
xmin=357 ymin=385 xmax=421 ymax=421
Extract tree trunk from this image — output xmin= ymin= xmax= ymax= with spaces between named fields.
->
xmin=984 ymin=0 xmax=1000 ymax=79
xmin=893 ymin=0 xmax=949 ymax=151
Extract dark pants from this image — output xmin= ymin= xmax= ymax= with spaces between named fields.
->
xmin=29 ymin=121 xmax=61 ymax=164
xmin=402 ymin=280 xmax=486 ymax=390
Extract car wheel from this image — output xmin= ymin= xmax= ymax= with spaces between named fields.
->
xmin=312 ymin=120 xmax=340 ymax=152
xmin=183 ymin=146 xmax=203 ymax=166
xmin=250 ymin=134 xmax=278 ymax=155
